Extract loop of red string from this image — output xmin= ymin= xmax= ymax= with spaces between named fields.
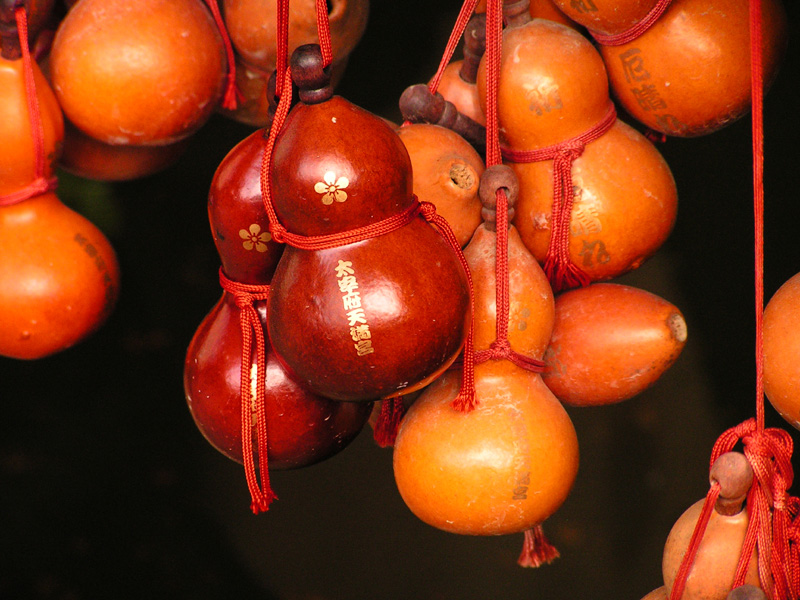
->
xmin=0 ymin=7 xmax=58 ymax=208
xmin=589 ymin=0 xmax=673 ymax=46
xmin=218 ymin=268 xmax=277 ymax=514
xmin=204 ymin=0 xmax=241 ymax=110
xmin=501 ymin=103 xmax=616 ymax=293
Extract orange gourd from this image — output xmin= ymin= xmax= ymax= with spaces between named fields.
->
xmin=1 ymin=9 xmax=119 ymax=359
xmin=599 ymin=0 xmax=788 ymax=137
xmin=0 ymin=192 xmax=120 ymax=359
xmin=477 ymin=18 xmax=678 ymax=283
xmin=763 ymin=271 xmax=800 ymax=431
xmin=432 ymin=12 xmax=486 ymax=127
xmin=662 ymin=452 xmax=761 ymax=600
xmin=393 ymin=182 xmax=578 ymax=540
xmin=543 ymin=283 xmax=687 ymax=406
xmin=49 ymin=0 xmax=227 ymax=146
xmin=396 ymin=123 xmax=484 ymax=248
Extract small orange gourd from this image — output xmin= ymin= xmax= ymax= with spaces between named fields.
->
xmin=543 ymin=283 xmax=687 ymax=406
xmin=396 ymin=123 xmax=484 ymax=247
xmin=662 ymin=452 xmax=761 ymax=600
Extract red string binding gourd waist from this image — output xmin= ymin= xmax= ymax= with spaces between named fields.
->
xmin=589 ymin=0 xmax=673 ymax=47
xmin=0 ymin=176 xmax=59 ymax=207
xmin=267 ymin=197 xmax=431 ymax=250
xmin=500 ymin=103 xmax=617 ymax=293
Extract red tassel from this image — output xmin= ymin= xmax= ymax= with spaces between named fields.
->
xmin=517 ymin=524 xmax=560 ymax=568
xmin=373 ymin=397 xmax=407 ymax=448
xmin=204 ymin=0 xmax=241 ymax=111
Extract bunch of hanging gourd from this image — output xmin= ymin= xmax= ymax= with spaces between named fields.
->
xmin=33 ymin=0 xmax=368 ymax=181
xmin=184 ymin=0 xmax=473 ymax=513
xmin=384 ymin=0 xmax=685 ymax=568
xmin=0 ymin=0 xmax=119 ymax=360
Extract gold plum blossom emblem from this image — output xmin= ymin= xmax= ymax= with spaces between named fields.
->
xmin=314 ymin=171 xmax=349 ymax=205
xmin=239 ymin=223 xmax=271 ymax=252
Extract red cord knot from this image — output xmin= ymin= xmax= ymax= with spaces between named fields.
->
xmin=0 ymin=176 xmax=59 ymax=207
xmin=418 ymin=200 xmax=438 ymax=222
xmin=267 ymin=222 xmax=288 ymax=245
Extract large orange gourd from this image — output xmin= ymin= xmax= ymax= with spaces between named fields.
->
xmin=49 ymin=0 xmax=227 ymax=146
xmin=477 ymin=18 xmax=677 ymax=285
xmin=599 ymin=0 xmax=788 ymax=137
xmin=1 ymin=3 xmax=119 ymax=359
xmin=393 ymin=171 xmax=578 ymax=541
xmin=266 ymin=45 xmax=470 ymax=402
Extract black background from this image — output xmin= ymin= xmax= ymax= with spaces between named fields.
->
xmin=1 ymin=2 xmax=799 ymax=599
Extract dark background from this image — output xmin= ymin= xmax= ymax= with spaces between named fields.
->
xmin=2 ymin=2 xmax=799 ymax=599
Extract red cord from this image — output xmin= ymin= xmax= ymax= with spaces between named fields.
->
xmin=427 ymin=0 xmax=481 ymax=95
xmin=218 ymin=269 xmax=276 ymax=514
xmin=0 ymin=7 xmax=58 ymax=208
xmin=590 ymin=0 xmax=673 ymax=46
xmin=315 ymin=0 xmax=333 ymax=67
xmin=203 ymin=0 xmax=240 ymax=110
xmin=668 ymin=482 xmax=722 ymax=600
xmin=501 ymin=104 xmax=616 ymax=292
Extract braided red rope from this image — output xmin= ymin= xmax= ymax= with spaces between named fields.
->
xmin=315 ymin=0 xmax=333 ymax=67
xmin=427 ymin=0 xmax=482 ymax=95
xmin=589 ymin=0 xmax=673 ymax=46
xmin=501 ymin=103 xmax=617 ymax=292
xmin=484 ymin=0 xmax=556 ymax=567
xmin=218 ymin=268 xmax=276 ymax=514
xmin=0 ymin=7 xmax=58 ymax=208
xmin=203 ymin=0 xmax=240 ymax=110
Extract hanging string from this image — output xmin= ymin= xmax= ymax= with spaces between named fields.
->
xmin=0 ymin=6 xmax=58 ymax=208
xmin=314 ymin=0 xmax=333 ymax=67
xmin=668 ymin=482 xmax=722 ymax=600
xmin=219 ymin=269 xmax=276 ymax=513
xmin=502 ymin=104 xmax=616 ymax=293
xmin=203 ymin=0 xmax=241 ymax=110
xmin=589 ymin=0 xmax=673 ymax=46
xmin=373 ymin=397 xmax=406 ymax=448
xmin=427 ymin=0 xmax=482 ymax=95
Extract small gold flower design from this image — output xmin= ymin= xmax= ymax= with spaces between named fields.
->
xmin=314 ymin=171 xmax=349 ymax=205
xmin=239 ymin=223 xmax=271 ymax=252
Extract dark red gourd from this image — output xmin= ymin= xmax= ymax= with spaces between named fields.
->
xmin=266 ymin=46 xmax=470 ymax=402
xmin=184 ymin=128 xmax=370 ymax=470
